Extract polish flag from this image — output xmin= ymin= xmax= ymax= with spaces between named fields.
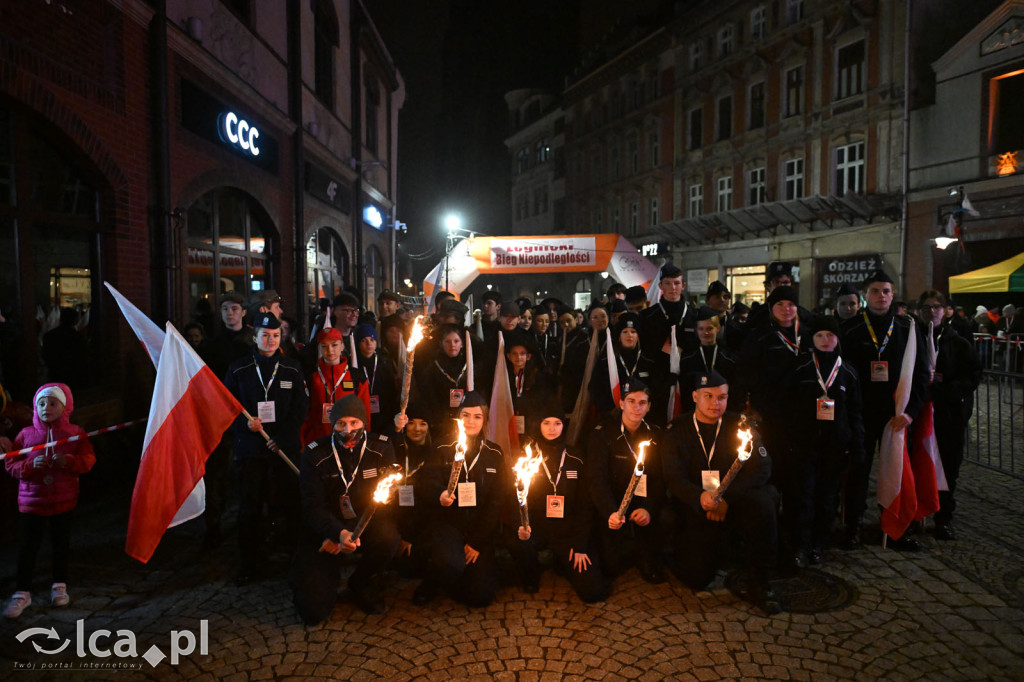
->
xmin=126 ymin=323 xmax=242 ymax=563
xmin=606 ymin=327 xmax=620 ymax=409
xmin=908 ymin=400 xmax=941 ymax=520
xmin=878 ymin=318 xmax=918 ymax=540
xmin=487 ymin=331 xmax=519 ymax=465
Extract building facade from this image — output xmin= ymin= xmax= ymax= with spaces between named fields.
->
xmin=0 ymin=0 xmax=403 ymax=411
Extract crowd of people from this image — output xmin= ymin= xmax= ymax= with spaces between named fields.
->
xmin=0 ymin=261 xmax=1008 ymax=623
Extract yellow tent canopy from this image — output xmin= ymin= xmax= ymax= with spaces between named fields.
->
xmin=948 ymin=252 xmax=1024 ymax=294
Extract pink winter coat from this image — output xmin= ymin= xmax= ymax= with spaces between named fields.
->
xmin=5 ymin=383 xmax=95 ymax=515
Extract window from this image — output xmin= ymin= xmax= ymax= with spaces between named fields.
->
xmin=364 ymin=77 xmax=379 ymax=153
xmin=537 ymin=138 xmax=550 ymax=163
xmin=717 ymin=176 xmax=733 ymax=212
xmin=365 ymin=246 xmax=385 ymax=311
xmin=629 ymin=136 xmax=639 ymax=174
xmin=836 ymin=40 xmax=865 ymax=100
xmin=629 ymin=201 xmax=639 ymax=235
xmin=717 ymin=25 xmax=734 ymax=58
xmin=649 ymin=197 xmax=659 ymax=226
xmin=835 ymin=141 xmax=865 ymax=195
xmin=689 ymin=108 xmax=703 ymax=150
xmin=785 ymin=0 xmax=803 ymax=25
xmin=688 ymin=182 xmax=704 ymax=217
xmin=649 ymin=129 xmax=660 ymax=167
xmin=785 ymin=66 xmax=804 ymax=117
xmin=312 ymin=0 xmax=339 ymax=108
xmin=717 ymin=95 xmax=732 ymax=141
xmin=690 ymin=41 xmax=703 ymax=71
xmin=306 ymin=228 xmax=348 ymax=314
xmin=612 ymin=206 xmax=621 ymax=233
xmin=992 ymin=71 xmax=1024 ymax=153
xmin=749 ymin=82 xmax=766 ymax=129
xmin=750 ymin=6 xmax=767 ymax=39
xmin=748 ymin=167 xmax=766 ymax=205
xmin=784 ymin=158 xmax=804 ymax=199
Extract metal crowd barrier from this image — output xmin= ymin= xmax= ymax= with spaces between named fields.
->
xmin=966 ymin=334 xmax=1023 ymax=479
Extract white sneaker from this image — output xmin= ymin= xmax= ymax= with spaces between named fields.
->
xmin=3 ymin=591 xmax=31 ymax=618
xmin=51 ymin=583 xmax=69 ymax=607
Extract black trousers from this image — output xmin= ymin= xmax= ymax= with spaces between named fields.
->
xmin=418 ymin=523 xmax=498 ymax=608
xmin=595 ymin=513 xmax=662 ymax=579
xmin=202 ymin=434 xmax=233 ymax=533
xmin=671 ymin=486 xmax=778 ymax=591
xmin=290 ymin=517 xmax=400 ymax=625
xmin=237 ymin=456 xmax=300 ymax=567
xmin=17 ymin=512 xmax=72 ymax=590
xmin=779 ymin=445 xmax=848 ymax=552
xmin=844 ymin=423 xmax=884 ymax=530
xmin=934 ymin=408 xmax=966 ymax=526
xmin=509 ymin=524 xmax=610 ymax=603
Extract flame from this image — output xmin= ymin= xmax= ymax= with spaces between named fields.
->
xmin=454 ymin=418 xmax=467 ymax=463
xmin=737 ymin=428 xmax=753 ymax=462
xmin=512 ymin=444 xmax=545 ymax=505
xmin=372 ymin=471 xmax=405 ymax=504
xmin=408 ymin=315 xmax=426 ymax=351
xmin=634 ymin=440 xmax=651 ymax=476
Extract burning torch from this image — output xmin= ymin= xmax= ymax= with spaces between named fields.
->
xmin=351 ymin=464 xmax=405 ymax=541
xmin=445 ymin=418 xmax=468 ymax=498
xmin=399 ymin=315 xmax=426 ymax=417
xmin=616 ymin=440 xmax=650 ymax=519
xmin=711 ymin=422 xmax=756 ymax=504
xmin=513 ymin=445 xmax=545 ymax=529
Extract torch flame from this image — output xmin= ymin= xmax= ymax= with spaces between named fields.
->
xmin=408 ymin=315 xmax=426 ymax=351
xmin=634 ymin=440 xmax=651 ymax=476
xmin=512 ymin=444 xmax=545 ymax=505
xmin=372 ymin=471 xmax=405 ymax=504
xmin=737 ymin=428 xmax=753 ymax=462
xmin=453 ymin=418 xmax=467 ymax=463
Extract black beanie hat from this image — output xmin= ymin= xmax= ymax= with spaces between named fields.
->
xmin=329 ymin=394 xmax=368 ymax=425
xmin=766 ymin=285 xmax=799 ymax=308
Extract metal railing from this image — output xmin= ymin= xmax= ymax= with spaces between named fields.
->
xmin=966 ymin=334 xmax=1023 ymax=478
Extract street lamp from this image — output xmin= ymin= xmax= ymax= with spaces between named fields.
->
xmin=442 ymin=214 xmax=462 ymax=292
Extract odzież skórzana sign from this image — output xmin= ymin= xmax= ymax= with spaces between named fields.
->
xmin=817 ymin=254 xmax=882 ymax=300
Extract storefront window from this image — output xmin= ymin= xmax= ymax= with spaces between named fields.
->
xmin=306 ymin=227 xmax=348 ymax=317
xmin=725 ymin=264 xmax=767 ymax=306
xmin=185 ymin=188 xmax=274 ymax=318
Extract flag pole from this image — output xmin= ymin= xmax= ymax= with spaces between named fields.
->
xmin=240 ymin=408 xmax=300 ymax=476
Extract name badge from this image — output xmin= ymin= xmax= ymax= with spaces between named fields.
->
xmin=457 ymin=481 xmax=477 ymax=507
xmin=546 ymin=495 xmax=565 ymax=518
xmin=321 ymin=403 xmax=332 ymax=424
xmin=369 ymin=395 xmax=381 ymax=414
xmin=871 ymin=361 xmax=889 ymax=382
xmin=635 ymin=474 xmax=648 ymax=498
xmin=816 ymin=397 xmax=835 ymax=421
xmin=339 ymin=494 xmax=356 ymax=520
xmin=257 ymin=401 xmax=276 ymax=423
xmin=702 ymin=470 xmax=720 ymax=492
xmin=449 ymin=389 xmax=464 ymax=408
xmin=398 ymin=485 xmax=415 ymax=507
xmin=515 ymin=415 xmax=525 ymax=434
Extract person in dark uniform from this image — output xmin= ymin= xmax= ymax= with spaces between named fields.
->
xmin=389 ymin=399 xmax=434 ymax=574
xmin=588 ymin=312 xmax=657 ymax=418
xmin=639 ymin=265 xmax=698 ymax=425
xmin=352 ymin=324 xmax=398 ymax=435
xmin=784 ymin=315 xmax=864 ymax=566
xmin=415 ymin=324 xmax=478 ymax=440
xmin=529 ymin=305 xmax=561 ymax=376
xmin=839 ymin=271 xmax=930 ymax=550
xmin=678 ymin=308 xmax=742 ymax=415
xmin=412 ymin=392 xmax=509 ymax=608
xmin=586 ymin=378 xmax=667 ymax=586
xmin=224 ymin=313 xmax=310 ymax=584
xmin=511 ymin=402 xmax=609 ymax=602
xmin=834 ymin=283 xmax=861 ymax=322
xmin=291 ymin=395 xmax=401 ymax=622
xmin=504 ymin=331 xmax=551 ymax=440
xmin=661 ymin=370 xmax=781 ymax=615
xmin=917 ymin=290 xmax=982 ymax=541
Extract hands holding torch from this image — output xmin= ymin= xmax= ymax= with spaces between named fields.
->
xmin=399 ymin=316 xmax=427 ymax=418
xmin=441 ymin=419 xmax=468 ymax=505
xmin=351 ymin=464 xmax=405 ymax=541
xmin=513 ymin=445 xmax=544 ymax=540
xmin=614 ymin=440 xmax=650 ymax=525
xmin=711 ymin=426 xmax=754 ymax=504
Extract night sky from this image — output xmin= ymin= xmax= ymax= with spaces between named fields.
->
xmin=366 ymin=0 xmax=671 ymax=282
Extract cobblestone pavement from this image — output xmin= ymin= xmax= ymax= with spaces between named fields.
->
xmin=0 ymin=460 xmax=1021 ymax=681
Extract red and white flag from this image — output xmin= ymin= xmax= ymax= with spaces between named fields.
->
xmin=126 ymin=323 xmax=242 ymax=563
xmin=605 ymin=327 xmax=620 ymax=409
xmin=878 ymin=318 xmax=919 ymax=539
xmin=487 ymin=332 xmax=519 ymax=464
xmin=908 ymin=401 xmax=941 ymax=520
xmin=105 ymin=282 xmax=164 ymax=366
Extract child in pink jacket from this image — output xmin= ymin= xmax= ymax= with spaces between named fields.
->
xmin=2 ymin=383 xmax=95 ymax=619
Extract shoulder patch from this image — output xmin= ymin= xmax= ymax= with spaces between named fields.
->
xmin=307 ymin=442 xmax=317 ymax=449
xmin=378 ymin=435 xmax=389 ymax=442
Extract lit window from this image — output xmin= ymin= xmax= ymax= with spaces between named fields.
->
xmin=748 ymin=167 xmax=766 ymax=205
xmin=717 ymin=176 xmax=733 ymax=212
xmin=835 ymin=141 xmax=865 ymax=195
xmin=784 ymin=158 xmax=804 ymax=199
xmin=991 ymin=71 xmax=1024 ymax=153
xmin=688 ymin=182 xmax=703 ymax=217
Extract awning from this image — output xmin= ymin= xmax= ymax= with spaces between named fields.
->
xmin=949 ymin=252 xmax=1024 ymax=294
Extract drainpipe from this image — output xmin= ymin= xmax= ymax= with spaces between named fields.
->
xmin=152 ymin=0 xmax=173 ymax=320
xmin=287 ymin=0 xmax=306 ymax=329
xmin=898 ymin=0 xmax=912 ymax=294
xmin=350 ymin=1 xmax=364 ymax=306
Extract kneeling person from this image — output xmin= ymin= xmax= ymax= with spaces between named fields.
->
xmin=662 ymin=371 xmax=781 ymax=615
xmin=291 ymin=395 xmax=400 ymax=624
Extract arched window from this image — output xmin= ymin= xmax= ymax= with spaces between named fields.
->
xmin=186 ymin=187 xmax=274 ymax=316
xmin=365 ymin=245 xmax=385 ymax=313
xmin=306 ymin=227 xmax=348 ymax=312
xmin=312 ymin=0 xmax=339 ymax=108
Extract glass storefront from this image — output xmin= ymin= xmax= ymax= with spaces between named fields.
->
xmin=306 ymin=227 xmax=348 ymax=320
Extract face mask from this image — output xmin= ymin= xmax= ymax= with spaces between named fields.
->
xmin=336 ymin=425 xmax=365 ymax=448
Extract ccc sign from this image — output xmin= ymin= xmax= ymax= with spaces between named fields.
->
xmin=218 ymin=111 xmax=261 ymax=157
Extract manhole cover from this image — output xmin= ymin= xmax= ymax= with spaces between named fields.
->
xmin=725 ymin=568 xmax=857 ymax=613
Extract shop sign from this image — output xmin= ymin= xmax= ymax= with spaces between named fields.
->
xmin=218 ymin=112 xmax=260 ymax=157
xmin=817 ymin=254 xmax=882 ymax=299
xmin=180 ymin=79 xmax=278 ymax=174
xmin=638 ymin=242 xmax=668 ymax=257
xmin=306 ymin=163 xmax=351 ymax=213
